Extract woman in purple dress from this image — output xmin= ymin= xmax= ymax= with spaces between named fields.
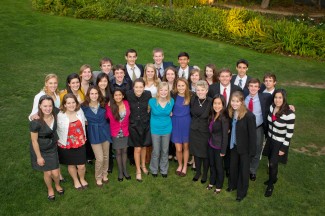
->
xmin=171 ymin=78 xmax=192 ymax=176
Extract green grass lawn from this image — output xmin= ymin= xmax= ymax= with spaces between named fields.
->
xmin=1 ymin=0 xmax=325 ymax=215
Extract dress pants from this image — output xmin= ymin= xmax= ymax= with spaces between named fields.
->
xmin=250 ymin=126 xmax=264 ymax=174
xmin=208 ymin=146 xmax=224 ymax=189
xmin=268 ymin=139 xmax=282 ymax=186
xmin=150 ymin=134 xmax=170 ymax=175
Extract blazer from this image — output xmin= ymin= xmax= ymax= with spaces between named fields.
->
xmin=175 ymin=66 xmax=194 ymax=79
xmin=190 ymin=95 xmax=212 ymax=133
xmin=231 ymin=111 xmax=257 ymax=157
xmin=258 ymin=93 xmax=272 ymax=134
xmin=57 ymin=109 xmax=86 ymax=146
xmin=156 ymin=61 xmax=175 ymax=79
xmin=105 ymin=100 xmax=130 ymax=137
xmin=231 ymin=75 xmax=252 ymax=98
xmin=124 ymin=63 xmax=144 ymax=81
xmin=208 ymin=83 xmax=242 ymax=99
xmin=209 ymin=115 xmax=230 ymax=155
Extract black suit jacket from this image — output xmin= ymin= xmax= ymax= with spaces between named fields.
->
xmin=210 ymin=115 xmax=230 ymax=155
xmin=175 ymin=66 xmax=194 ymax=78
xmin=257 ymin=93 xmax=272 ymax=135
xmin=232 ymin=111 xmax=256 ymax=157
xmin=124 ymin=64 xmax=144 ymax=81
xmin=208 ymin=83 xmax=242 ymax=102
xmin=156 ymin=62 xmax=175 ymax=79
xmin=231 ymin=75 xmax=252 ymax=98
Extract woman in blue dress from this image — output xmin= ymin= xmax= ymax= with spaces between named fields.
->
xmin=171 ymin=78 xmax=192 ymax=177
xmin=81 ymin=86 xmax=112 ymax=187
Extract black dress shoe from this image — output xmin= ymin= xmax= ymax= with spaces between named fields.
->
xmin=264 ymin=178 xmax=278 ymax=185
xmin=152 ymin=173 xmax=158 ymax=177
xmin=201 ymin=179 xmax=207 ymax=184
xmin=191 ymin=167 xmax=196 ymax=171
xmin=107 ymin=169 xmax=112 ymax=174
xmin=236 ymin=196 xmax=244 ymax=202
xmin=162 ymin=174 xmax=168 ymax=178
xmin=226 ymin=187 xmax=236 ymax=192
xmin=118 ymin=177 xmax=123 ymax=182
xmin=47 ymin=195 xmax=55 ymax=201
xmin=264 ymin=185 xmax=274 ymax=197
xmin=250 ymin=173 xmax=256 ymax=181
xmin=192 ymin=177 xmax=199 ymax=182
xmin=124 ymin=175 xmax=131 ymax=180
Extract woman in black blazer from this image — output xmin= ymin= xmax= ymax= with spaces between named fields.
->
xmin=227 ymin=91 xmax=256 ymax=202
xmin=206 ymin=94 xmax=229 ymax=194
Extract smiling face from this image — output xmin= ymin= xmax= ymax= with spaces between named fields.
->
xmin=100 ymin=61 xmax=112 ymax=74
xmin=177 ymin=80 xmax=186 ymax=95
xmin=219 ymin=71 xmax=231 ymax=87
xmin=153 ymin=52 xmax=164 ymax=65
xmin=158 ymin=86 xmax=169 ymax=99
xmin=89 ymin=88 xmax=99 ymax=103
xmin=166 ymin=69 xmax=176 ymax=83
xmin=230 ymin=96 xmax=242 ymax=111
xmin=264 ymin=77 xmax=276 ymax=91
xmin=205 ymin=67 xmax=214 ymax=79
xmin=39 ymin=99 xmax=53 ymax=116
xmin=248 ymin=82 xmax=260 ymax=97
xmin=68 ymin=78 xmax=80 ymax=92
xmin=64 ymin=97 xmax=77 ymax=112
xmin=196 ymin=86 xmax=208 ymax=99
xmin=190 ymin=72 xmax=200 ymax=84
xmin=145 ymin=66 xmax=155 ymax=80
xmin=125 ymin=52 xmax=137 ymax=66
xmin=274 ymin=92 xmax=284 ymax=108
xmin=114 ymin=69 xmax=125 ymax=83
xmin=98 ymin=77 xmax=108 ymax=91
xmin=45 ymin=77 xmax=58 ymax=93
xmin=113 ymin=90 xmax=123 ymax=103
xmin=81 ymin=67 xmax=92 ymax=82
xmin=178 ymin=56 xmax=189 ymax=69
xmin=213 ymin=98 xmax=223 ymax=114
xmin=236 ymin=63 xmax=248 ymax=78
xmin=134 ymin=81 xmax=145 ymax=97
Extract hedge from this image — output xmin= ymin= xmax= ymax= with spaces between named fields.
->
xmin=32 ymin=0 xmax=325 ymax=60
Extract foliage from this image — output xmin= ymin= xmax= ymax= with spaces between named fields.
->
xmin=32 ymin=0 xmax=325 ymax=60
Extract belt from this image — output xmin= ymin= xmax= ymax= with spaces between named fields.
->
xmin=256 ymin=124 xmax=263 ymax=129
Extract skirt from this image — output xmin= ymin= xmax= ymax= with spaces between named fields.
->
xmin=112 ymin=136 xmax=128 ymax=150
xmin=58 ymin=145 xmax=87 ymax=165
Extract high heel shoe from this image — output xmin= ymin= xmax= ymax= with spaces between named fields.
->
xmin=136 ymin=172 xmax=142 ymax=182
xmin=141 ymin=166 xmax=149 ymax=175
xmin=124 ymin=174 xmax=131 ymax=180
xmin=56 ymin=188 xmax=65 ymax=195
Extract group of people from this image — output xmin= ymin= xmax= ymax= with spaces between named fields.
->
xmin=29 ymin=48 xmax=295 ymax=202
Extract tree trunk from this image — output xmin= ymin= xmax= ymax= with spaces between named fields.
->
xmin=261 ymin=0 xmax=270 ymax=9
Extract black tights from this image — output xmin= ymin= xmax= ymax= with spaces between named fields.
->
xmin=194 ymin=156 xmax=209 ymax=181
xmin=116 ymin=147 xmax=129 ymax=179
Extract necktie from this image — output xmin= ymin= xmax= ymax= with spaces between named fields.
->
xmin=131 ymin=67 xmax=136 ymax=81
xmin=230 ymin=118 xmax=237 ymax=149
xmin=223 ymin=88 xmax=227 ymax=104
xmin=157 ymin=68 xmax=161 ymax=79
xmin=182 ymin=70 xmax=185 ymax=78
xmin=248 ymin=97 xmax=253 ymax=112
xmin=239 ymin=79 xmax=243 ymax=89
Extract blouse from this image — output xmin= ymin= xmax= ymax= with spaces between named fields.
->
xmin=149 ymin=98 xmax=174 ymax=135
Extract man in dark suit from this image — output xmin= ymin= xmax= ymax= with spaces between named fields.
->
xmin=245 ymin=78 xmax=272 ymax=181
xmin=152 ymin=48 xmax=174 ymax=80
xmin=231 ymin=59 xmax=251 ymax=97
xmin=208 ymin=68 xmax=242 ymax=177
xmin=124 ymin=49 xmax=144 ymax=83
xmin=175 ymin=52 xmax=193 ymax=79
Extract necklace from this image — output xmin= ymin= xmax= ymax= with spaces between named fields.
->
xmin=198 ymin=98 xmax=206 ymax=107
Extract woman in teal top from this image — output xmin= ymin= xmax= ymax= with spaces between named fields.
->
xmin=149 ymin=82 xmax=174 ymax=178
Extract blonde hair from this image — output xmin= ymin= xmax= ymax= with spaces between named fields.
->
xmin=174 ymin=78 xmax=191 ymax=105
xmin=79 ymin=64 xmax=92 ymax=81
xmin=143 ymin=63 xmax=159 ymax=87
xmin=43 ymin=74 xmax=59 ymax=95
xmin=196 ymin=80 xmax=209 ymax=91
xmin=228 ymin=91 xmax=247 ymax=120
xmin=156 ymin=82 xmax=171 ymax=103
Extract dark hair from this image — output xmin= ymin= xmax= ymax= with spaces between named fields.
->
xmin=133 ymin=77 xmax=145 ymax=88
xmin=263 ymin=72 xmax=277 ymax=82
xmin=247 ymin=78 xmax=261 ymax=87
xmin=204 ymin=64 xmax=218 ymax=83
xmin=100 ymin=57 xmax=113 ymax=66
xmin=82 ymin=86 xmax=105 ymax=108
xmin=65 ymin=73 xmax=81 ymax=94
xmin=38 ymin=95 xmax=56 ymax=124
xmin=236 ymin=59 xmax=249 ymax=67
xmin=96 ymin=73 xmax=112 ymax=103
xmin=113 ymin=64 xmax=126 ymax=74
xmin=162 ymin=67 xmax=177 ymax=91
xmin=218 ymin=68 xmax=232 ymax=77
xmin=60 ymin=93 xmax=80 ymax=113
xmin=125 ymin=49 xmax=137 ymax=57
xmin=209 ymin=94 xmax=228 ymax=122
xmin=177 ymin=52 xmax=190 ymax=59
xmin=111 ymin=89 xmax=126 ymax=121
xmin=273 ymin=89 xmax=289 ymax=118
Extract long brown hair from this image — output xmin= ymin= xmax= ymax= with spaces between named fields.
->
xmin=273 ymin=89 xmax=290 ymax=118
xmin=37 ymin=95 xmax=56 ymax=124
xmin=110 ymin=89 xmax=125 ymax=121
xmin=204 ymin=64 xmax=218 ymax=83
xmin=228 ymin=91 xmax=247 ymax=120
xmin=60 ymin=93 xmax=80 ymax=113
xmin=173 ymin=78 xmax=191 ymax=105
xmin=82 ymin=86 xmax=105 ymax=108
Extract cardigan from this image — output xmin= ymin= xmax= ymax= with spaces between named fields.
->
xmin=57 ymin=109 xmax=86 ymax=146
xmin=81 ymin=105 xmax=112 ymax=144
xmin=267 ymin=105 xmax=295 ymax=152
xmin=59 ymin=89 xmax=85 ymax=103
xmin=149 ymin=98 xmax=174 ymax=135
xmin=105 ymin=100 xmax=130 ymax=137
